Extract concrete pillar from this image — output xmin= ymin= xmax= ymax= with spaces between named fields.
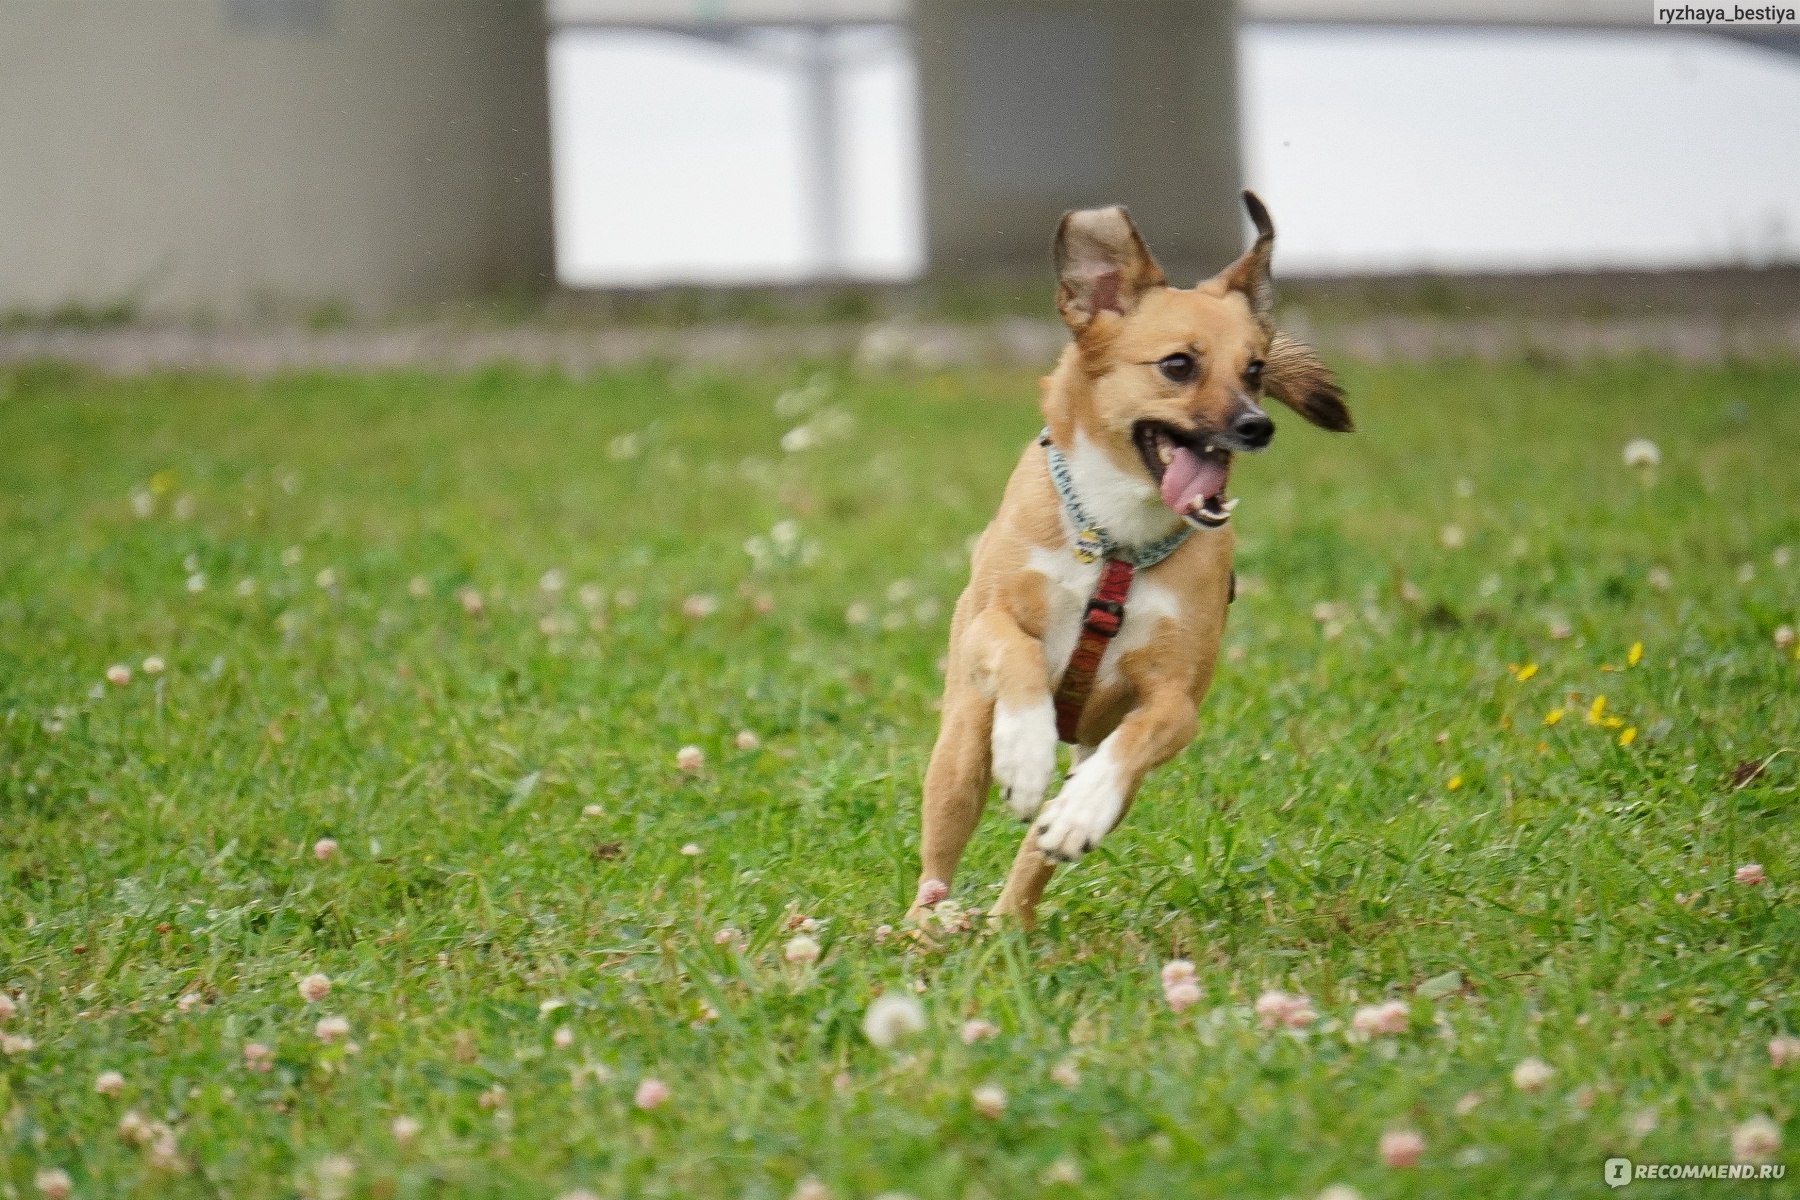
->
xmin=913 ymin=0 xmax=1242 ymax=284
xmin=0 ymin=0 xmax=555 ymax=320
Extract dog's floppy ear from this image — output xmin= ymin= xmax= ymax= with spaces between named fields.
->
xmin=1053 ymin=205 xmax=1166 ymax=330
xmin=1215 ymin=190 xmax=1276 ymax=320
xmin=1264 ymin=331 xmax=1353 ymax=432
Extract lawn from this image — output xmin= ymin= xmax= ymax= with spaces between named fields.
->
xmin=1 ymin=352 xmax=1797 ymax=1199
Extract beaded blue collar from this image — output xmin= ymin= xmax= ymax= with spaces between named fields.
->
xmin=1039 ymin=431 xmax=1194 ymax=569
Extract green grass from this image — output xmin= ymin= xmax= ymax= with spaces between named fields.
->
xmin=1 ymin=354 xmax=1797 ymax=1199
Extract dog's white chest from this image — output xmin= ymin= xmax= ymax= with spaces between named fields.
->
xmin=1026 ymin=548 xmax=1179 ymax=690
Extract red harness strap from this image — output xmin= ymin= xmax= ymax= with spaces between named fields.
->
xmin=1052 ymin=557 xmax=1136 ymax=743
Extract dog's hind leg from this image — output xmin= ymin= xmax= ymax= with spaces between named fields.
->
xmin=911 ymin=690 xmax=994 ymax=918
xmin=991 ymin=826 xmax=1056 ymax=929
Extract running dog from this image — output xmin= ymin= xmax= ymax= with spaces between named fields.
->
xmin=911 ymin=192 xmax=1352 ymax=928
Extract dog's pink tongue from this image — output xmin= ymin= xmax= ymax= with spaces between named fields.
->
xmin=1159 ymin=445 xmax=1226 ymax=512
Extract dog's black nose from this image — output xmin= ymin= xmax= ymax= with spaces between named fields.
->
xmin=1232 ymin=412 xmax=1274 ymax=448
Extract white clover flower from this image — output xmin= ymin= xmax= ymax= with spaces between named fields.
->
xmin=117 ymin=1110 xmax=156 ymax=1145
xmin=1731 ymin=1115 xmax=1780 ymax=1162
xmin=861 ymin=992 xmax=926 ymax=1049
xmin=1622 ymin=438 xmax=1661 ymax=468
xmin=1163 ymin=980 xmax=1202 ymax=1013
xmin=970 ymin=1083 xmax=1007 ymax=1118
xmin=1511 ymin=1057 xmax=1555 ymax=1093
xmin=1379 ymin=1128 xmax=1425 ymax=1168
xmin=1255 ymin=990 xmax=1318 ymax=1030
xmin=1351 ymin=1000 xmax=1411 ymax=1038
xmin=1160 ymin=959 xmax=1197 ymax=988
xmin=34 ymin=1167 xmax=73 ymax=1199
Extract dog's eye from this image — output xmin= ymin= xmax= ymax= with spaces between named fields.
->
xmin=1157 ymin=353 xmax=1197 ymax=384
xmin=1244 ymin=359 xmax=1265 ymax=386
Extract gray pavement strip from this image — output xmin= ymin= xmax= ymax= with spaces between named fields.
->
xmin=1 ymin=314 xmax=1797 ymax=377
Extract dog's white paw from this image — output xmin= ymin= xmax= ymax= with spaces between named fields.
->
xmin=1035 ymin=743 xmax=1124 ymax=862
xmin=992 ymin=699 xmax=1057 ymax=821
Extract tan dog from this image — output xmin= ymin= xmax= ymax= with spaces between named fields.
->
xmin=911 ymin=193 xmax=1351 ymax=929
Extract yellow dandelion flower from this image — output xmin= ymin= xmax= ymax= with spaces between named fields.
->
xmin=1602 ymin=715 xmax=1625 ymax=729
xmin=1544 ymin=708 xmax=1566 ymax=726
xmin=1516 ymin=663 xmax=1538 ymax=682
xmin=1587 ymin=696 xmax=1607 ymax=725
xmin=1619 ymin=726 xmax=1637 ymax=747
xmin=1447 ymin=774 xmax=1463 ymax=791
xmin=1627 ymin=641 xmax=1643 ymax=667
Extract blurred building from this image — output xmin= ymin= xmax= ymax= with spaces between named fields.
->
xmin=0 ymin=0 xmax=1245 ymax=313
xmin=913 ymin=0 xmax=1241 ymax=282
xmin=2 ymin=0 xmax=1793 ymax=315
xmin=0 ymin=0 xmax=554 ymax=320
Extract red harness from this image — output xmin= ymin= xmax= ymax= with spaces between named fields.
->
xmin=1051 ymin=558 xmax=1136 ymax=744
xmin=1049 ymin=558 xmax=1236 ymax=745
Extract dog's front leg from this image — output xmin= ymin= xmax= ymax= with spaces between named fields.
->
xmin=1033 ymin=687 xmax=1197 ymax=863
xmin=913 ymin=607 xmax=1054 ymax=917
xmin=973 ymin=607 xmax=1059 ymax=824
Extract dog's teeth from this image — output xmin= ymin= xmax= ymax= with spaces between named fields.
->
xmin=1158 ymin=444 xmax=1173 ymax=465
xmin=1222 ymin=497 xmax=1240 ymax=513
xmin=1203 ymin=441 xmax=1215 ymax=454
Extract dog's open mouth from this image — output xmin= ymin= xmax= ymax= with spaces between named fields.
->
xmin=1133 ymin=421 xmax=1237 ymax=529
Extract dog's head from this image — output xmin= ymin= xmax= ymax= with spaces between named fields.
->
xmin=1045 ymin=192 xmax=1350 ymax=528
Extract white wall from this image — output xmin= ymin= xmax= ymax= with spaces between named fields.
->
xmin=550 ymin=26 xmax=920 ymax=285
xmin=1242 ymin=27 xmax=1800 ymax=272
